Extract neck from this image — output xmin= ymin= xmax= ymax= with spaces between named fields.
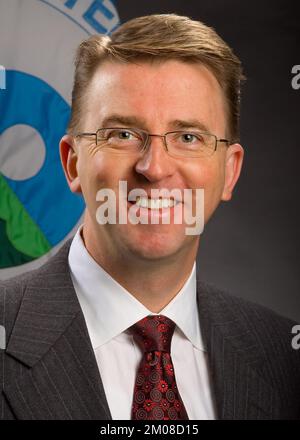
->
xmin=81 ymin=224 xmax=198 ymax=313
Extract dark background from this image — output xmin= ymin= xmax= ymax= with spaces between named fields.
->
xmin=117 ymin=1 xmax=300 ymax=321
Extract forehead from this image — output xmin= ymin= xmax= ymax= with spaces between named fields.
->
xmin=86 ymin=59 xmax=227 ymax=134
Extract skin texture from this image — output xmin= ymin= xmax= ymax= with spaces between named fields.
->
xmin=60 ymin=60 xmax=244 ymax=312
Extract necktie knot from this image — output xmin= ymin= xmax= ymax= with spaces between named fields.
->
xmin=129 ymin=315 xmax=175 ymax=353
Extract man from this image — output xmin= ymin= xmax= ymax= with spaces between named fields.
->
xmin=0 ymin=14 xmax=299 ymax=420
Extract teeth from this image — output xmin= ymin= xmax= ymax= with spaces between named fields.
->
xmin=135 ymin=196 xmax=176 ymax=209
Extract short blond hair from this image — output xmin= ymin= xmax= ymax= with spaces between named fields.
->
xmin=68 ymin=14 xmax=246 ymax=142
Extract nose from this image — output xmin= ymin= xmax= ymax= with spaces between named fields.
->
xmin=134 ymin=134 xmax=177 ymax=182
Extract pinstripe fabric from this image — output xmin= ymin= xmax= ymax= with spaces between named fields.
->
xmin=197 ymin=282 xmax=300 ymax=419
xmin=0 ymin=239 xmax=299 ymax=419
xmin=1 ymin=240 xmax=111 ymax=420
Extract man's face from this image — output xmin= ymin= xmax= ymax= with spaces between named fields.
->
xmin=61 ymin=59 xmax=243 ymax=262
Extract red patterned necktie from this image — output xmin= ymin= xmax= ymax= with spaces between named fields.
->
xmin=128 ymin=315 xmax=189 ymax=420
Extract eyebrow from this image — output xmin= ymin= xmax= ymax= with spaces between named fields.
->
xmin=101 ymin=114 xmax=211 ymax=133
xmin=171 ymin=119 xmax=210 ymax=133
xmin=101 ymin=115 xmax=147 ymax=129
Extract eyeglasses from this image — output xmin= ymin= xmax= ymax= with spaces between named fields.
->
xmin=74 ymin=127 xmax=230 ymax=158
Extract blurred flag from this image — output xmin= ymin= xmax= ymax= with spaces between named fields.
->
xmin=0 ymin=0 xmax=120 ymax=279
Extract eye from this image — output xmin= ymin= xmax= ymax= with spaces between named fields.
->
xmin=105 ymin=129 xmax=144 ymax=144
xmin=181 ymin=133 xmax=198 ymax=143
xmin=106 ymin=129 xmax=136 ymax=140
xmin=116 ymin=130 xmax=134 ymax=140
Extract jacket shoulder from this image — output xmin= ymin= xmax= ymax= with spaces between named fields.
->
xmin=197 ymin=279 xmax=299 ymax=328
xmin=197 ymin=279 xmax=300 ymax=408
xmin=0 ymin=238 xmax=73 ymax=339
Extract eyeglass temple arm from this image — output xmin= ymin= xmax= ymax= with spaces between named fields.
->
xmin=75 ymin=132 xmax=97 ymax=137
xmin=218 ymin=139 xmax=230 ymax=143
xmin=74 ymin=132 xmax=98 ymax=144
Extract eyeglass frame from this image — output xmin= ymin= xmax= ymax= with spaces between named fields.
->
xmin=74 ymin=127 xmax=231 ymax=156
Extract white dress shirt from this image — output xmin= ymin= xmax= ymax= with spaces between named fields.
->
xmin=68 ymin=225 xmax=216 ymax=420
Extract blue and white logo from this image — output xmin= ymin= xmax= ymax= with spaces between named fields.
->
xmin=0 ymin=0 xmax=120 ymax=278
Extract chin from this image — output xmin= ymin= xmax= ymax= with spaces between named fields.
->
xmin=122 ymin=226 xmax=188 ymax=262
xmin=128 ymin=244 xmax=181 ymax=262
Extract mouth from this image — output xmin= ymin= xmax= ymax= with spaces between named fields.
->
xmin=126 ymin=195 xmax=183 ymax=224
xmin=128 ymin=196 xmax=180 ymax=210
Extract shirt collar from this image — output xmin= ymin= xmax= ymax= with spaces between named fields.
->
xmin=68 ymin=225 xmax=205 ymax=352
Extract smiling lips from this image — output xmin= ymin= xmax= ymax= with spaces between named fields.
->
xmin=129 ymin=196 xmax=180 ymax=210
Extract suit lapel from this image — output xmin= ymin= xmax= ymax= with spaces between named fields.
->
xmin=196 ymin=280 xmax=281 ymax=419
xmin=4 ymin=239 xmax=112 ymax=420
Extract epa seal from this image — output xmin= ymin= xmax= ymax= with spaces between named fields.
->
xmin=0 ymin=0 xmax=120 ymax=278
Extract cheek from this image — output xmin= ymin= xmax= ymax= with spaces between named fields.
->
xmin=78 ymin=152 xmax=135 ymax=199
xmin=77 ymin=154 xmax=106 ymax=207
xmin=182 ymin=159 xmax=225 ymax=219
xmin=183 ymin=159 xmax=224 ymax=189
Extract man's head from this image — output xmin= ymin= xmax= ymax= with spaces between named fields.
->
xmin=60 ymin=14 xmax=245 ymax=266
xmin=68 ymin=14 xmax=245 ymax=143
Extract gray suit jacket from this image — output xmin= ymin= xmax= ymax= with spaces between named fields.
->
xmin=0 ymin=238 xmax=299 ymax=420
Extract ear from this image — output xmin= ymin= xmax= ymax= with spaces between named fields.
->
xmin=221 ymin=143 xmax=244 ymax=201
xmin=59 ymin=134 xmax=82 ymax=193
